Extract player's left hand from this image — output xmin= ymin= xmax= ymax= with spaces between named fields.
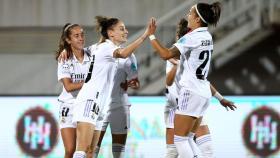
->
xmin=128 ymin=78 xmax=140 ymax=89
xmin=148 ymin=17 xmax=157 ymax=35
xmin=220 ymin=98 xmax=237 ymax=111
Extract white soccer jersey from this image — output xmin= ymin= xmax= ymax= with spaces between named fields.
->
xmin=57 ymin=52 xmax=91 ymax=103
xmin=165 ymin=60 xmax=180 ymax=105
xmin=109 ymin=54 xmax=138 ymax=109
xmin=75 ymin=39 xmax=119 ymax=112
xmin=174 ymin=27 xmax=212 ymax=98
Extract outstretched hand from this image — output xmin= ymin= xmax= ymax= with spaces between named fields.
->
xmin=220 ymin=98 xmax=237 ymax=111
xmin=143 ymin=17 xmax=157 ymax=38
xmin=149 ymin=17 xmax=157 ymax=35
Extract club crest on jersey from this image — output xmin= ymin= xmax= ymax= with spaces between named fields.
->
xmin=62 ymin=64 xmax=69 ymax=70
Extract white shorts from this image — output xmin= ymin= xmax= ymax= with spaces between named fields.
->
xmin=165 ymin=90 xmax=178 ymax=110
xmin=176 ymin=88 xmax=210 ymax=118
xmin=72 ymin=99 xmax=102 ymax=126
xmin=59 ymin=102 xmax=77 ymax=129
xmin=101 ymin=104 xmax=130 ymax=134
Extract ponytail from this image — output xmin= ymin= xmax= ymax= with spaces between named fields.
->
xmin=95 ymin=16 xmax=120 ymax=40
xmin=210 ymin=2 xmax=221 ymax=26
xmin=176 ymin=18 xmax=190 ymax=39
xmin=196 ymin=1 xmax=221 ymax=27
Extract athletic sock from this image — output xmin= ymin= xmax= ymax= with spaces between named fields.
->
xmin=73 ymin=151 xmax=86 ymax=158
xmin=112 ymin=143 xmax=125 ymax=158
xmin=165 ymin=144 xmax=178 ymax=158
xmin=196 ymin=134 xmax=214 ymax=158
xmin=174 ymin=135 xmax=194 ymax=158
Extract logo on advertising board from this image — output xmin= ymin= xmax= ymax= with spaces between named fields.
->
xmin=242 ymin=106 xmax=280 ymax=157
xmin=16 ymin=106 xmax=58 ymax=157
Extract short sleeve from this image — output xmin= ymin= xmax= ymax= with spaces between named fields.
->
xmin=57 ymin=61 xmax=71 ymax=81
xmin=173 ymin=35 xmax=200 ymax=55
xmin=102 ymin=40 xmax=120 ymax=59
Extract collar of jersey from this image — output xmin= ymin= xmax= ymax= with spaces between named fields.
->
xmin=72 ymin=52 xmax=90 ymax=63
xmin=105 ymin=39 xmax=122 ymax=48
xmin=189 ymin=27 xmax=208 ymax=34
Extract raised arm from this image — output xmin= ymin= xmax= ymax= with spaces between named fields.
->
xmin=113 ymin=19 xmax=152 ymax=58
xmin=148 ymin=18 xmax=181 ymax=60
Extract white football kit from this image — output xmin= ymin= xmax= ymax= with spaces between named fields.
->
xmin=57 ymin=51 xmax=91 ymax=129
xmin=173 ymin=27 xmax=212 ymax=117
xmin=101 ymin=54 xmax=138 ymax=134
xmin=72 ymin=40 xmax=119 ymax=126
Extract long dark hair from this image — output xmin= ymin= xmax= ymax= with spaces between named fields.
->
xmin=196 ymin=2 xmax=221 ymax=27
xmin=55 ymin=23 xmax=80 ymax=60
xmin=176 ymin=18 xmax=190 ymax=39
xmin=95 ymin=16 xmax=120 ymax=42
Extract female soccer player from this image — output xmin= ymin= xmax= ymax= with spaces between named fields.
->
xmin=147 ymin=2 xmax=235 ymax=157
xmin=94 ymin=54 xmax=140 ymax=158
xmin=164 ymin=18 xmax=236 ymax=158
xmin=71 ymin=16 xmax=151 ymax=158
xmin=56 ymin=23 xmax=91 ymax=158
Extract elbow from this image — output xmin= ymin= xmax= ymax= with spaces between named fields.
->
xmin=64 ymin=85 xmax=74 ymax=92
xmin=64 ymin=86 xmax=72 ymax=92
xmin=166 ymin=82 xmax=172 ymax=86
xmin=166 ymin=78 xmax=173 ymax=86
xmin=121 ymin=54 xmax=128 ymax=58
xmin=118 ymin=52 xmax=128 ymax=58
xmin=160 ymin=50 xmax=172 ymax=60
xmin=161 ymin=55 xmax=170 ymax=60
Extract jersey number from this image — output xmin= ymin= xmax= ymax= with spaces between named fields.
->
xmin=61 ymin=107 xmax=70 ymax=117
xmin=196 ymin=50 xmax=212 ymax=80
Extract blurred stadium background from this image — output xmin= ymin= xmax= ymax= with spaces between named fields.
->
xmin=0 ymin=0 xmax=279 ymax=157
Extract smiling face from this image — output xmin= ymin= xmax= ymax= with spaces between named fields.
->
xmin=67 ymin=26 xmax=85 ymax=51
xmin=108 ymin=21 xmax=128 ymax=45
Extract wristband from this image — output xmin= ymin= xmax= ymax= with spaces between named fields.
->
xmin=149 ymin=34 xmax=156 ymax=41
xmin=214 ymin=92 xmax=224 ymax=101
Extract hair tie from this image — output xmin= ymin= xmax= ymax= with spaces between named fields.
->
xmin=64 ymin=24 xmax=75 ymax=32
xmin=195 ymin=4 xmax=208 ymax=24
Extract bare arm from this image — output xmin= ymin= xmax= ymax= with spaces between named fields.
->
xmin=150 ymin=42 xmax=180 ymax=60
xmin=113 ymin=19 xmax=153 ymax=58
xmin=60 ymin=78 xmax=83 ymax=92
xmin=148 ymin=18 xmax=180 ymax=60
